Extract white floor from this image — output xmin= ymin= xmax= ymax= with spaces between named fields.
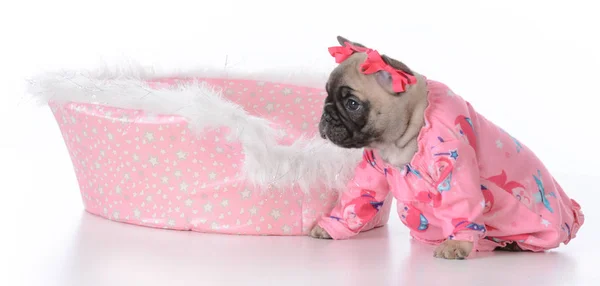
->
xmin=2 ymin=1 xmax=600 ymax=285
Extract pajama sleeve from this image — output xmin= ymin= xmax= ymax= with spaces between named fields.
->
xmin=317 ymin=150 xmax=390 ymax=240
xmin=429 ymin=140 xmax=487 ymax=243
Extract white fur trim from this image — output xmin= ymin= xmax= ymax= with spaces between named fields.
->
xmin=26 ymin=63 xmax=361 ymax=193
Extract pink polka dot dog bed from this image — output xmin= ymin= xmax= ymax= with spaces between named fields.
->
xmin=27 ymin=66 xmax=393 ymax=235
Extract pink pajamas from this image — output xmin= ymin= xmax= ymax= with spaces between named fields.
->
xmin=318 ymin=80 xmax=584 ymax=251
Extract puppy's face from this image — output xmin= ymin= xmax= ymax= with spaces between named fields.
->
xmin=319 ymin=36 xmax=424 ymax=149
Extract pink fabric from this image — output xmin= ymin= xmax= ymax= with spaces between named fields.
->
xmin=51 ymin=78 xmax=393 ymax=235
xmin=318 ymin=79 xmax=584 ymax=251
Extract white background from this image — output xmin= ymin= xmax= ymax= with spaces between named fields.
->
xmin=1 ymin=0 xmax=599 ymax=285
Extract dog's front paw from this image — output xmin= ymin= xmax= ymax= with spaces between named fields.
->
xmin=310 ymin=225 xmax=332 ymax=239
xmin=434 ymin=240 xmax=473 ymax=260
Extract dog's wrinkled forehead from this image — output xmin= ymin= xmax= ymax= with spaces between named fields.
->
xmin=325 ymin=53 xmax=369 ymax=99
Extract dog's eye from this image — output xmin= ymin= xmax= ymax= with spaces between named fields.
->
xmin=345 ymin=99 xmax=361 ymax=111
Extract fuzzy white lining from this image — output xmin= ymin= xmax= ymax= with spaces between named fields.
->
xmin=26 ymin=63 xmax=362 ymax=194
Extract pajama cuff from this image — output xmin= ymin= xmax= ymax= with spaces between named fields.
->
xmin=318 ymin=217 xmax=359 ymax=240
xmin=452 ymin=230 xmax=485 ymax=242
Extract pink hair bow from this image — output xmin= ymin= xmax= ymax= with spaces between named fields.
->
xmin=360 ymin=50 xmax=417 ymax=93
xmin=328 ymin=41 xmax=371 ymax=63
xmin=328 ymin=42 xmax=417 ymax=93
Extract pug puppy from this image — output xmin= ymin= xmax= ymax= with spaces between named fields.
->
xmin=311 ymin=36 xmax=585 ymax=260
xmin=315 ymin=36 xmax=473 ymax=259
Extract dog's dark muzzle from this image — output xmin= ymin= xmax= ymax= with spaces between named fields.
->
xmin=318 ymin=108 xmax=369 ymax=149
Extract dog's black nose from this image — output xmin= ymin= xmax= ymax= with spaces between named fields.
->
xmin=318 ymin=121 xmax=328 ymax=139
xmin=319 ymin=125 xmax=327 ymax=139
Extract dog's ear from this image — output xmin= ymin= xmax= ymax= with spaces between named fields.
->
xmin=381 ymin=54 xmax=413 ymax=76
xmin=375 ymin=54 xmax=414 ymax=95
xmin=337 ymin=36 xmax=367 ymax=48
